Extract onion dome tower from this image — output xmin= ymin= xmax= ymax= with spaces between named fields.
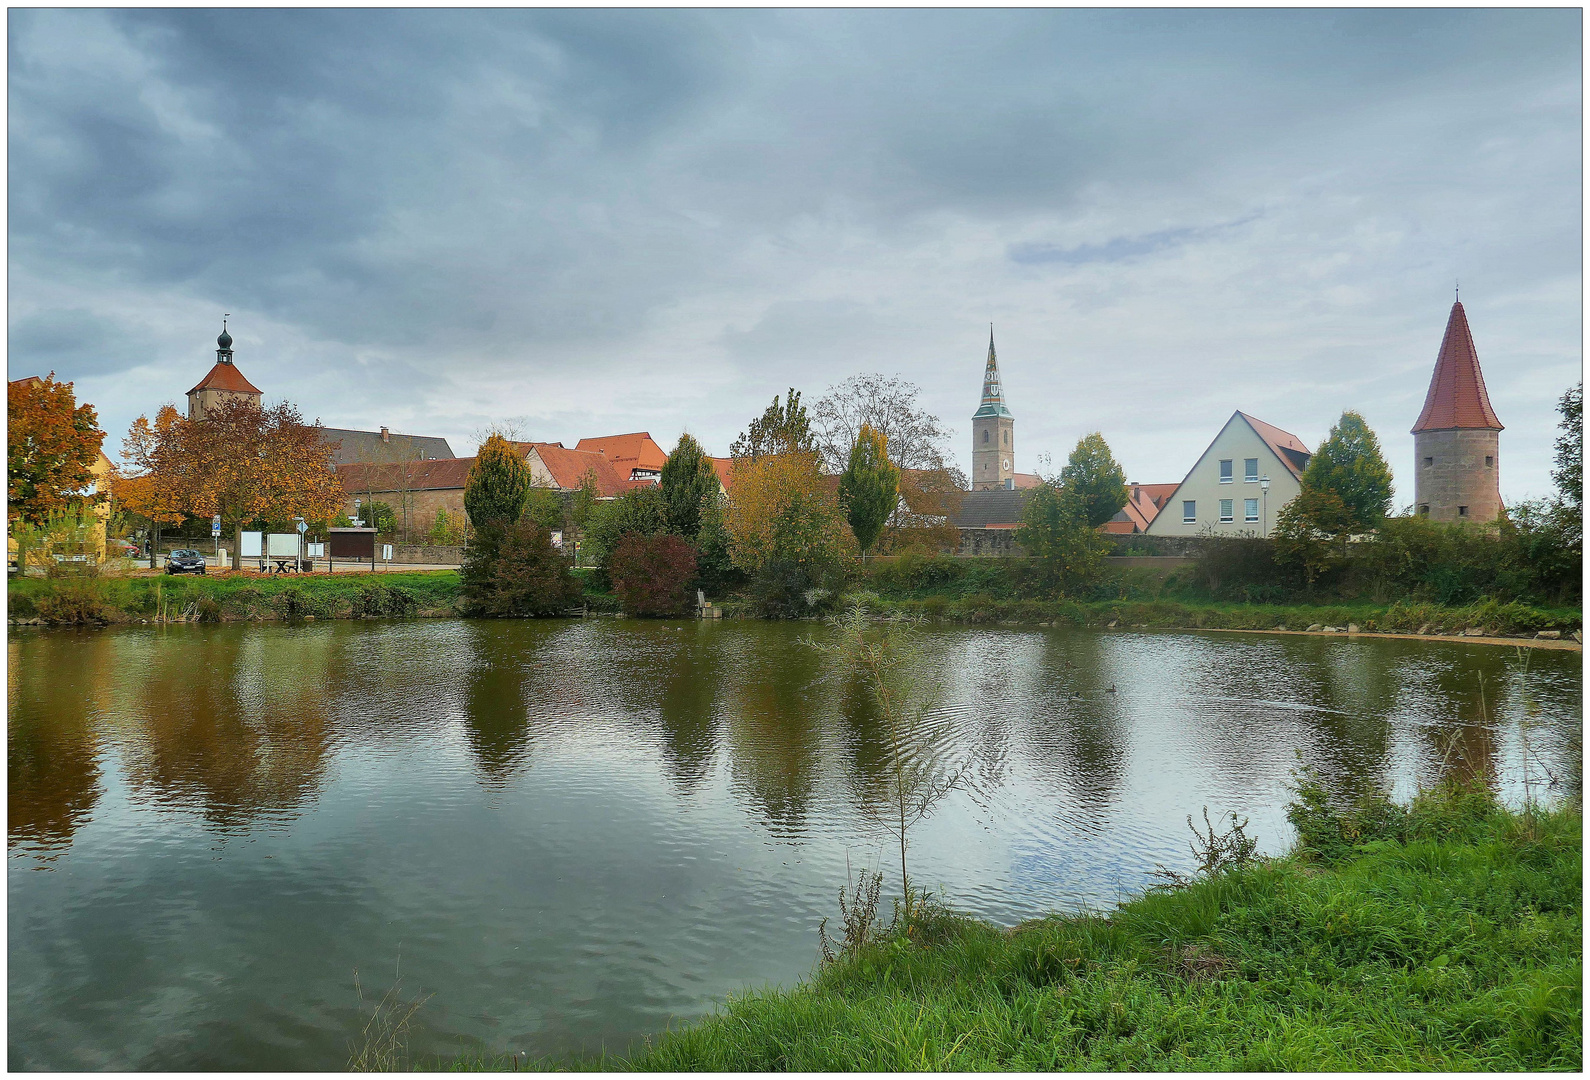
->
xmin=1411 ymin=299 xmax=1503 ymax=522
xmin=186 ymin=317 xmax=262 ymax=420
xmin=971 ymin=328 xmax=1015 ymax=490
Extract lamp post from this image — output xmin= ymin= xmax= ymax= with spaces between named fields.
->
xmin=1260 ymin=475 xmax=1271 ymax=536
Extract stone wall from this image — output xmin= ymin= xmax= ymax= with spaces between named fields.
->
xmin=955 ymin=528 xmax=1212 ymax=560
xmin=388 ymin=544 xmax=464 ymax=564
xmin=956 ymin=528 xmax=1021 ymax=557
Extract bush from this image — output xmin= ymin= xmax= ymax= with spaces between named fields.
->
xmin=34 ymin=576 xmax=112 ymax=625
xmin=461 ymin=521 xmax=582 ymax=617
xmin=609 ymin=533 xmax=699 ymax=617
xmin=749 ymin=559 xmax=849 ymax=619
xmin=354 ymin=581 xmax=417 ymax=618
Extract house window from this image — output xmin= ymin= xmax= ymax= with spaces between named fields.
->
xmin=1219 ymin=499 xmax=1234 ymax=523
xmin=1485 ymin=455 xmax=1493 ymax=467
xmin=1458 ymin=505 xmax=1469 ymax=517
xmin=1219 ymin=459 xmax=1233 ymax=483
xmin=1423 ymin=456 xmax=1433 ymax=467
xmin=1244 ymin=458 xmax=1258 ymax=482
xmin=1244 ymin=498 xmax=1259 ymax=522
xmin=1182 ymin=500 xmax=1196 ymax=523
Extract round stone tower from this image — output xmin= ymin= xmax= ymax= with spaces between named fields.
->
xmin=1411 ymin=300 xmax=1503 ymax=523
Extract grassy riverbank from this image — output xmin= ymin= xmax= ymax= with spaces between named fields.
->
xmin=7 ymin=569 xmax=463 ymax=623
xmin=453 ymin=783 xmax=1580 ymax=1071
xmin=9 ymin=568 xmax=1579 ymax=640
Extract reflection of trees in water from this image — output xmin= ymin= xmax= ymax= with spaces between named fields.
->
xmin=116 ymin=627 xmax=334 ymax=828
xmin=726 ymin=635 xmax=826 ymax=836
xmin=8 ymin=634 xmax=109 ymax=852
xmin=460 ymin=624 xmax=544 ymax=784
xmin=649 ymin=628 xmax=726 ymax=793
xmin=1014 ymin=633 xmax=1127 ymax=817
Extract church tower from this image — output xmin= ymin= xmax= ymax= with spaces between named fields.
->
xmin=1411 ymin=300 xmax=1503 ymax=523
xmin=971 ymin=328 xmax=1015 ymax=490
xmin=186 ymin=318 xmax=262 ymax=420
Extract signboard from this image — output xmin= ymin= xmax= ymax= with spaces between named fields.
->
xmin=211 ymin=514 xmax=222 ymax=538
xmin=550 ymin=531 xmax=563 ymax=548
xmin=381 ymin=544 xmax=393 ymax=561
xmin=328 ymin=528 xmax=377 ymax=560
xmin=307 ymin=543 xmax=324 ymax=558
xmin=266 ymin=533 xmax=300 ymax=558
xmin=240 ymin=531 xmax=263 ymax=559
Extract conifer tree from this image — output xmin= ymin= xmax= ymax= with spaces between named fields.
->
xmin=838 ymin=423 xmax=899 ymax=558
xmin=1300 ymin=411 xmax=1393 ymax=531
xmin=464 ymin=434 xmax=532 ymax=531
xmin=659 ymin=432 xmax=721 ymax=538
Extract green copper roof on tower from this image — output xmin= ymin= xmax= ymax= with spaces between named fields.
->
xmin=973 ymin=326 xmax=1013 ymax=419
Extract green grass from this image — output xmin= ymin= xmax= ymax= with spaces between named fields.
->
xmin=856 ymin=594 xmax=1580 ymax=637
xmin=9 ymin=569 xmax=463 ymax=622
xmin=449 ymin=784 xmax=1580 ymax=1071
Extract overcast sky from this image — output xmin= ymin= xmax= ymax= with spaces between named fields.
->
xmin=9 ymin=8 xmax=1582 ymax=503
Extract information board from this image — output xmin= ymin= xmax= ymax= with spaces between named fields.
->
xmin=240 ymin=531 xmax=263 ymax=558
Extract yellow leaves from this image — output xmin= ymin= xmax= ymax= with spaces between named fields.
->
xmin=725 ymin=449 xmax=854 ymax=571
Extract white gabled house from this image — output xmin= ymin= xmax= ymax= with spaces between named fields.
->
xmin=1146 ymin=411 xmax=1312 ymax=538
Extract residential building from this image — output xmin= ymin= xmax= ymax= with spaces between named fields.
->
xmin=317 ymin=426 xmax=454 ymax=466
xmin=1145 ymin=412 xmax=1311 ymax=538
xmin=971 ymin=330 xmax=1017 ymax=491
xmin=1102 ymin=483 xmax=1180 ymax=534
xmin=517 ymin=442 xmax=631 ymax=497
xmin=573 ymin=432 xmax=669 ymax=485
xmin=333 ymin=457 xmax=473 ymax=537
xmin=1411 ymin=300 xmax=1503 ymax=523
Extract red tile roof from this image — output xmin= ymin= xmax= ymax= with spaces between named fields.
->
xmin=709 ymin=456 xmax=734 ymax=492
xmin=1111 ymin=482 xmax=1180 ymax=532
xmin=573 ymin=432 xmax=668 ymax=481
xmin=186 ymin=361 xmax=262 ymax=397
xmin=1411 ymin=301 xmax=1503 ymax=433
xmin=335 ymin=457 xmax=474 ymax=493
xmin=1012 ymin=472 xmax=1044 ymax=490
xmin=518 ymin=442 xmax=630 ymax=497
xmin=1237 ymin=412 xmax=1312 ymax=480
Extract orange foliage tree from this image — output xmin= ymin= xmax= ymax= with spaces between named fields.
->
xmin=119 ymin=398 xmax=343 ymax=567
xmin=725 ymin=449 xmax=853 ymax=573
xmin=8 ymin=373 xmax=106 ymax=527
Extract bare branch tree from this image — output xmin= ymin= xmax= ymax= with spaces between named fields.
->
xmin=811 ymin=374 xmax=955 ymax=477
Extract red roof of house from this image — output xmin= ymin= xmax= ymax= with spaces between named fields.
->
xmin=335 ymin=457 xmax=474 ymax=493
xmin=573 ymin=432 xmax=668 ymax=482
xmin=517 ymin=441 xmax=631 ymax=497
xmin=1012 ymin=472 xmax=1044 ymax=490
xmin=709 ymin=456 xmax=734 ymax=492
xmin=1110 ymin=482 xmax=1180 ymax=532
xmin=1411 ymin=301 xmax=1503 ymax=433
xmin=1236 ymin=412 xmax=1312 ymax=480
xmin=186 ymin=361 xmax=261 ymax=397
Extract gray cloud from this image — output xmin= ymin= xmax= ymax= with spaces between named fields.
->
xmin=8 ymin=8 xmax=1581 ymax=502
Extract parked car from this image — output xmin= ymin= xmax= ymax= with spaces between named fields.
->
xmin=165 ymin=549 xmax=207 ymax=575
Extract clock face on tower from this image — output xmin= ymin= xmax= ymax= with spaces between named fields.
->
xmin=1001 ymin=458 xmax=1010 ymax=470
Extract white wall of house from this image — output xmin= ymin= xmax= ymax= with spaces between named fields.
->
xmin=1146 ymin=415 xmax=1305 ymax=538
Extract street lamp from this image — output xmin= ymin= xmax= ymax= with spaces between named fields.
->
xmin=1260 ymin=475 xmax=1271 ymax=536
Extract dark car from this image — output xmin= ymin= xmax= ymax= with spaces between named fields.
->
xmin=165 ymin=549 xmax=207 ymax=575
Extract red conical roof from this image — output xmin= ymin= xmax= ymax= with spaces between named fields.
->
xmin=186 ymin=360 xmax=261 ymax=397
xmin=1411 ymin=301 xmax=1502 ymax=433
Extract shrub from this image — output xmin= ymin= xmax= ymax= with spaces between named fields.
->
xmin=749 ymin=558 xmax=848 ymax=619
xmin=34 ymin=576 xmax=112 ymax=625
xmin=461 ymin=521 xmax=582 ymax=617
xmin=354 ymin=581 xmax=418 ymax=618
xmin=609 ymin=533 xmax=699 ymax=617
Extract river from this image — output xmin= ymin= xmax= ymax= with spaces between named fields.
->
xmin=8 ymin=619 xmax=1581 ymax=1069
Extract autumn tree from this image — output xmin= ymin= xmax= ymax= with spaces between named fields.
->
xmin=659 ymin=432 xmax=722 ymax=538
xmin=838 ymin=423 xmax=899 ymax=558
xmin=726 ymin=448 xmax=852 ymax=615
xmin=1300 ymin=411 xmax=1394 ymax=532
xmin=464 ymin=434 xmax=532 ymax=531
xmin=609 ymin=533 xmax=700 ymax=617
xmin=1272 ymin=488 xmax=1356 ymax=591
xmin=583 ymin=486 xmax=669 ymax=569
xmin=1059 ymin=432 xmax=1129 ymax=529
xmin=118 ymin=398 xmax=342 ymax=568
xmin=730 ymin=388 xmax=814 ymax=462
xmin=8 ymin=374 xmax=106 ymax=527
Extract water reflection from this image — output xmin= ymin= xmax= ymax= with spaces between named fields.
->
xmin=7 ymin=621 xmax=1581 ymax=1071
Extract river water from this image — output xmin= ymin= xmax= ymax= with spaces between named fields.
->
xmin=8 ymin=619 xmax=1581 ymax=1070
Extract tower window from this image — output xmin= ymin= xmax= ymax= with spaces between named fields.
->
xmin=1485 ymin=456 xmax=1493 ymax=467
xmin=1418 ymin=504 xmax=1430 ymax=516
xmin=1003 ymin=430 xmax=1008 ymax=446
xmin=982 ymin=430 xmax=989 ymax=444
xmin=1458 ymin=506 xmax=1469 ymax=517
xmin=1423 ymin=457 xmax=1433 ymax=468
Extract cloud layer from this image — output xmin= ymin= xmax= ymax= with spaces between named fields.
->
xmin=9 ymin=9 xmax=1581 ymax=501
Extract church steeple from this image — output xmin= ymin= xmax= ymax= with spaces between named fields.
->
xmin=971 ymin=326 xmax=1016 ymax=490
xmin=974 ymin=327 xmax=1013 ymax=420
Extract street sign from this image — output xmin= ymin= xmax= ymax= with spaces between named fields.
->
xmin=211 ymin=514 xmax=221 ymax=538
xmin=296 ymin=519 xmax=308 ymax=534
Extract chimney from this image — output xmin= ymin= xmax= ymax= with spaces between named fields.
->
xmin=381 ymin=426 xmax=389 ymax=443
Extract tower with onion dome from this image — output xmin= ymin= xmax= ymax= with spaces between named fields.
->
xmin=1411 ymin=300 xmax=1503 ymax=523
xmin=971 ymin=328 xmax=1015 ymax=490
xmin=186 ymin=317 xmax=263 ymax=420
